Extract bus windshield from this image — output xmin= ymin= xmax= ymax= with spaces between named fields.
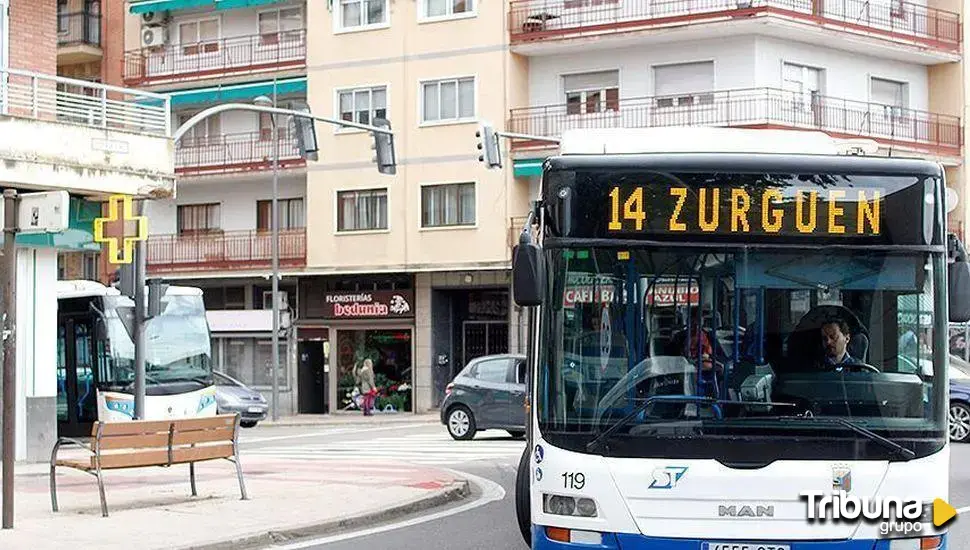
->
xmin=101 ymin=293 xmax=212 ymax=391
xmin=538 ymin=246 xmax=947 ymax=461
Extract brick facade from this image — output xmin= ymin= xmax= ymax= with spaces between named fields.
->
xmin=8 ymin=0 xmax=56 ymax=74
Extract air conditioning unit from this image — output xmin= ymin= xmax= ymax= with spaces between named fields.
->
xmin=263 ymin=291 xmax=289 ymax=311
xmin=141 ymin=25 xmax=168 ymax=48
xmin=141 ymin=11 xmax=168 ymax=25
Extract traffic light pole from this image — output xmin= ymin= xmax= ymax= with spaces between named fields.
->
xmin=133 ymin=223 xmax=147 ymax=420
xmin=2 ymin=189 xmax=17 ymax=529
xmin=172 ymin=104 xmax=394 ymax=143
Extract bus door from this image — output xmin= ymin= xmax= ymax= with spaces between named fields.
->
xmin=57 ymin=313 xmax=100 ymax=437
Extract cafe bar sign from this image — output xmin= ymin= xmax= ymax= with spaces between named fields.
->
xmin=322 ymin=290 xmax=415 ymax=319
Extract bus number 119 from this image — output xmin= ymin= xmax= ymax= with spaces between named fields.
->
xmin=563 ymin=472 xmax=586 ymax=490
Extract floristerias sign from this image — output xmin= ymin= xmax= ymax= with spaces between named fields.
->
xmin=322 ymin=290 xmax=415 ymax=319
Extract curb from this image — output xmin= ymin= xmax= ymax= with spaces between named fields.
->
xmin=174 ymin=478 xmax=472 ymax=550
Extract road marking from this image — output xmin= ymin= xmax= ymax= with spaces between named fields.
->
xmin=265 ymin=469 xmax=506 ymax=549
xmin=956 ymin=504 xmax=970 ymax=514
xmin=242 ymin=423 xmax=431 ymax=445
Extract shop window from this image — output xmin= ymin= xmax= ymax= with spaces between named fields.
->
xmin=215 ymin=337 xmax=288 ymax=389
xmin=336 ymin=329 xmax=413 ymax=412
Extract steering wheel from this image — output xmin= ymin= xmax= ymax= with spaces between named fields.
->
xmin=839 ymin=361 xmax=881 ymax=374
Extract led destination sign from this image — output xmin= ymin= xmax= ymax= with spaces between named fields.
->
xmin=607 ymin=185 xmax=883 ymax=237
xmin=548 ymin=170 xmax=932 ymax=246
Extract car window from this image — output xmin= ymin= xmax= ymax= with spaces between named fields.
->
xmin=514 ymin=359 xmax=527 ymax=384
xmin=474 ymin=359 xmax=510 ymax=383
xmin=214 ymin=372 xmax=236 ymax=386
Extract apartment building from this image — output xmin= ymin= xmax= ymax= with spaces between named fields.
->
xmin=1 ymin=0 xmax=175 ymax=460
xmin=507 ymin=0 xmax=966 ymax=235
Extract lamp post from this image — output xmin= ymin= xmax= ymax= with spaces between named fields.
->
xmin=254 ymin=94 xmax=280 ymax=422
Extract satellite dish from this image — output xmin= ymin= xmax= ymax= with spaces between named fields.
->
xmin=947 ymin=187 xmax=959 ymax=214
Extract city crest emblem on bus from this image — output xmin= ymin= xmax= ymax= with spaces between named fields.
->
xmin=832 ymin=465 xmax=851 ymax=491
xmin=649 ymin=466 xmax=688 ymax=489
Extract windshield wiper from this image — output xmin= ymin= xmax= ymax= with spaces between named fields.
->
xmin=767 ymin=415 xmax=916 ymax=460
xmin=585 ymin=395 xmax=797 ymax=453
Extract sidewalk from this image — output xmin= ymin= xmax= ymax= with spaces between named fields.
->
xmin=0 ymin=454 xmax=469 ymax=550
xmin=258 ymin=411 xmax=441 ymax=428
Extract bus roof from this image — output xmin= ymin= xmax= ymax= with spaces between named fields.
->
xmin=558 ymin=127 xmax=881 ymax=156
xmin=56 ymin=280 xmax=204 ymax=299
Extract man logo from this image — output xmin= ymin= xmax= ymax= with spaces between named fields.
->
xmin=718 ymin=505 xmax=775 ymax=517
xmin=649 ymin=466 xmax=688 ymax=489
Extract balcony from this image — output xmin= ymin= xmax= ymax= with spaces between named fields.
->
xmin=176 ymin=130 xmax=306 ymax=176
xmin=123 ymin=30 xmax=307 ymax=87
xmin=146 ymin=228 xmax=307 ymax=273
xmin=57 ymin=10 xmax=102 ymax=65
xmin=509 ymin=87 xmax=962 ymax=157
xmin=509 ymin=0 xmax=961 ymax=62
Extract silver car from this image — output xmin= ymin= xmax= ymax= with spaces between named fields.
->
xmin=214 ymin=371 xmax=268 ymax=427
xmin=440 ymin=354 xmax=527 ymax=440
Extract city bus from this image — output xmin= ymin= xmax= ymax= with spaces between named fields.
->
xmin=56 ymin=279 xmax=216 ymax=437
xmin=509 ymin=127 xmax=970 ymax=549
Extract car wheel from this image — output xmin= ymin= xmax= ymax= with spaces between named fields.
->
xmin=507 ymin=430 xmax=525 ymax=439
xmin=240 ymin=420 xmax=258 ymax=428
xmin=515 ymin=446 xmax=532 ymax=547
xmin=446 ymin=406 xmax=476 ymax=440
xmin=950 ymin=402 xmax=970 ymax=442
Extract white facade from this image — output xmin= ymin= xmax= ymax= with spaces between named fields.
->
xmin=527 ymin=36 xmax=928 ymax=109
xmin=145 ymin=174 xmax=306 ymax=235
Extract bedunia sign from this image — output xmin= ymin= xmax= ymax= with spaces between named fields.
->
xmin=322 ymin=290 xmax=415 ymax=319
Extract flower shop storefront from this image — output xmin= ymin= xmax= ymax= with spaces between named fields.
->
xmin=322 ymin=290 xmax=416 ymax=414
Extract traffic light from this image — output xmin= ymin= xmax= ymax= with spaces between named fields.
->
xmin=112 ymin=264 xmax=136 ymax=299
xmin=476 ymin=123 xmax=502 ymax=169
xmin=146 ymin=278 xmax=169 ymax=319
xmin=371 ymin=117 xmax=396 ymax=175
xmin=289 ymin=100 xmax=319 ymax=161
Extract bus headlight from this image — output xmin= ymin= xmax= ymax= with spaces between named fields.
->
xmin=543 ymin=493 xmax=598 ymax=517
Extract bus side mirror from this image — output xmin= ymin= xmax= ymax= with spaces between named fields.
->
xmin=950 ymin=260 xmax=970 ymax=322
xmin=512 ymin=242 xmax=544 ymax=307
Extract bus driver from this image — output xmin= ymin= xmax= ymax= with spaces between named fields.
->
xmin=818 ymin=317 xmax=859 ymax=371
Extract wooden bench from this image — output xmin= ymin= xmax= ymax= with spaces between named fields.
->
xmin=49 ymin=414 xmax=248 ymax=517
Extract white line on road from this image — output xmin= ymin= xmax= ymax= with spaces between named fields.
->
xmin=265 ymin=470 xmax=507 ymax=549
xmin=241 ymin=423 xmax=432 ymax=445
xmin=957 ymin=505 xmax=970 ymax=514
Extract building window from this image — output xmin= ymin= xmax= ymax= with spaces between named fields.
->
xmin=257 ymin=198 xmax=305 ymax=231
xmin=421 ymin=182 xmax=475 ymax=227
xmin=215 ymin=337 xmax=287 ymax=389
xmin=178 ymin=18 xmax=219 ymax=55
xmin=421 ymin=77 xmax=475 ymax=123
xmin=177 ymin=112 xmax=221 ymax=146
xmin=423 ymin=0 xmax=473 ymax=18
xmin=257 ymin=7 xmax=303 ymax=45
xmin=339 ymin=0 xmax=386 ymax=29
xmin=256 ymin=100 xmax=294 ymax=140
xmin=653 ymin=61 xmax=715 ymax=108
xmin=870 ymin=76 xmax=907 ymax=120
xmin=177 ymin=203 xmax=221 ymax=235
xmin=82 ymin=253 xmax=98 ymax=280
xmin=337 ymin=86 xmax=387 ymax=127
xmin=337 ymin=189 xmax=388 ymax=232
xmin=782 ymin=62 xmax=822 ymax=112
xmin=563 ymin=70 xmax=619 ymax=115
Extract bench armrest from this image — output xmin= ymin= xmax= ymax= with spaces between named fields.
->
xmin=50 ymin=437 xmax=94 ymax=465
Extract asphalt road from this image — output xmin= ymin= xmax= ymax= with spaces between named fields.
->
xmin=243 ymin=422 xmax=970 ymax=549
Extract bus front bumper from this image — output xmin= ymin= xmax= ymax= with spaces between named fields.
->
xmin=531 ymin=525 xmax=948 ymax=550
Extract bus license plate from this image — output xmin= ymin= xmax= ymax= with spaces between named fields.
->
xmin=705 ymin=543 xmax=790 ymax=550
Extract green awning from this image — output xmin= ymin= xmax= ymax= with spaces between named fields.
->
xmin=513 ymin=158 xmax=544 ymax=178
xmin=130 ymin=0 xmax=287 ymax=14
xmin=139 ymin=77 xmax=307 ymax=108
xmin=16 ymin=197 xmax=101 ymax=251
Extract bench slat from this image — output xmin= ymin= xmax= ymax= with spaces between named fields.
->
xmin=170 ymin=415 xmax=236 ymax=432
xmin=172 ymin=425 xmax=235 ymax=446
xmin=98 ymin=432 xmax=171 ymax=450
xmin=97 ymin=419 xmax=174 ymax=437
xmin=95 ymin=443 xmax=235 ymax=469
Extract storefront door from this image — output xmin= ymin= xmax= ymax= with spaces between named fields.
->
xmin=463 ymin=320 xmax=509 ymax=366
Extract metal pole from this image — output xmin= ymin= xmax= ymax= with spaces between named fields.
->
xmin=2 ymin=188 xmax=18 ymax=529
xmin=133 ymin=201 xmax=147 ymax=420
xmin=270 ymin=95 xmax=280 ymax=423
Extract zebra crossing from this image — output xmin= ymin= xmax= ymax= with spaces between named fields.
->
xmin=242 ymin=430 xmax=527 ymax=466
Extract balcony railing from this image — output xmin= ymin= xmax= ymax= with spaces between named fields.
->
xmin=146 ymin=228 xmax=307 ymax=273
xmin=123 ymin=30 xmax=307 ymax=86
xmin=509 ymin=0 xmax=961 ymax=52
xmin=508 ymin=216 xmax=530 ymax=251
xmin=176 ymin=130 xmax=306 ymax=175
xmin=509 ymin=88 xmax=961 ymax=155
xmin=57 ymin=10 xmax=101 ymax=48
xmin=0 ymin=68 xmax=170 ymax=136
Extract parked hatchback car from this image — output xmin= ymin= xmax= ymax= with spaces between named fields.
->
xmin=214 ymin=371 xmax=268 ymax=428
xmin=441 ymin=354 xmax=527 ymax=440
